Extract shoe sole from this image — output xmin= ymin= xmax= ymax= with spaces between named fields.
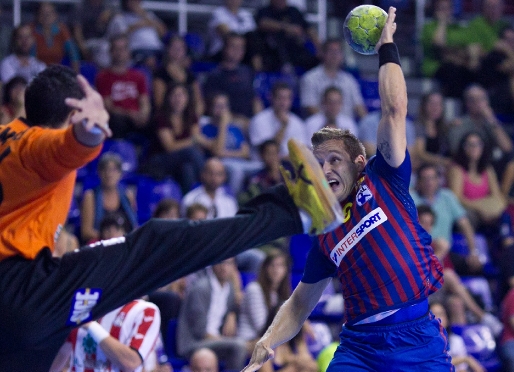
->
xmin=288 ymin=139 xmax=344 ymax=233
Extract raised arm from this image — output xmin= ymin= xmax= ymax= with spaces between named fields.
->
xmin=375 ymin=7 xmax=408 ymax=168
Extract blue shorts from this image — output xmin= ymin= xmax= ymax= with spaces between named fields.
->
xmin=327 ymin=311 xmax=454 ymax=372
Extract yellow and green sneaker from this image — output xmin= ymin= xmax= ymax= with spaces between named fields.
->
xmin=280 ymin=139 xmax=344 ymax=235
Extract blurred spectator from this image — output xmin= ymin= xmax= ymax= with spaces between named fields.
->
xmin=418 ymin=205 xmax=503 ymax=337
xmin=80 ymin=152 xmax=137 ymax=243
xmin=448 ymin=131 xmax=507 ymax=232
xmin=189 ymin=347 xmax=219 ymax=372
xmin=448 ymin=84 xmax=513 ymax=177
xmin=468 ymin=0 xmax=509 ymax=54
xmin=238 ymin=139 xmax=290 ymax=206
xmin=304 ymin=86 xmax=358 ymax=141
xmin=182 ymin=158 xmax=237 ymax=219
xmin=501 ymin=288 xmax=514 ymax=372
xmin=32 ymin=2 xmax=80 ymax=72
xmin=201 ymin=92 xmax=262 ymax=195
xmin=253 ymin=0 xmax=320 ymax=72
xmin=95 ymin=34 xmax=151 ymax=138
xmin=148 ymin=83 xmax=206 ymax=194
xmin=107 ymin=0 xmax=166 ymax=69
xmin=182 ymin=158 xmax=264 ymax=273
xmin=411 ymin=164 xmax=480 ymax=272
xmin=177 ymin=258 xmax=248 ymax=370
xmin=413 ymin=92 xmax=452 ymax=171
xmin=153 ymin=35 xmax=204 ymax=116
xmin=153 ymin=198 xmax=181 ymax=220
xmin=420 ymin=0 xmax=479 ymax=98
xmin=0 ymin=8 xmax=13 ymax=62
xmin=186 ymin=202 xmax=209 ymax=221
xmin=358 ymin=110 xmax=416 ymax=159
xmin=71 ymin=0 xmax=114 ymax=68
xmin=429 ymin=301 xmax=486 ymax=372
xmin=478 ymin=25 xmax=514 ymax=120
xmin=238 ymin=249 xmax=291 ymax=348
xmin=207 ymin=0 xmax=256 ymax=59
xmin=203 ymin=32 xmax=262 ymax=122
xmin=497 ymin=210 xmax=514 ymax=300
xmin=249 ymin=82 xmax=307 ymax=159
xmin=300 ymin=38 xmax=366 ymax=119
xmin=259 ymin=304 xmax=318 ymax=372
xmin=0 ymin=23 xmax=45 ymax=84
xmin=0 ymin=76 xmax=27 ymax=124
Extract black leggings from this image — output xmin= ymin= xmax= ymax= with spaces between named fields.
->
xmin=0 ymin=185 xmax=302 ymax=371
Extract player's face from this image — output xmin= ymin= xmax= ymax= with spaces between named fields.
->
xmin=314 ymin=139 xmax=363 ymax=202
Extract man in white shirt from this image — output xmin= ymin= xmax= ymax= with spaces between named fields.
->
xmin=249 ymin=82 xmax=307 ymax=159
xmin=182 ymin=157 xmax=238 ymax=218
xmin=177 ymin=258 xmax=247 ymax=370
xmin=300 ymin=38 xmax=367 ymax=119
xmin=0 ymin=23 xmax=45 ymax=84
xmin=208 ymin=0 xmax=256 ymax=57
xmin=305 ymin=86 xmax=358 ymax=141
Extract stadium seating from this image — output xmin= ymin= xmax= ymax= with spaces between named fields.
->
xmin=165 ymin=319 xmax=188 ymax=370
xmin=135 ymin=176 xmax=182 ymax=223
xmin=451 ymin=324 xmax=502 ymax=371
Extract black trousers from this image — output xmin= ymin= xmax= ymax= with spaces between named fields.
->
xmin=0 ymin=185 xmax=302 ymax=371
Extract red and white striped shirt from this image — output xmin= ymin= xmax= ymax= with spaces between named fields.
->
xmin=66 ymin=299 xmax=161 ymax=372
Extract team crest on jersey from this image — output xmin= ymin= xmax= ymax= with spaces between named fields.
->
xmin=356 ymin=185 xmax=372 ymax=206
xmin=66 ymin=288 xmax=102 ymax=326
xmin=113 ymin=311 xmax=127 ymax=327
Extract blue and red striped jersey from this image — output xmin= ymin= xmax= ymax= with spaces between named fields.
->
xmin=302 ymin=150 xmax=444 ymax=324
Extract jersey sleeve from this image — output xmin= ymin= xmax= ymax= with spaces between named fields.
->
xmin=301 ymin=238 xmax=337 ymax=283
xmin=128 ymin=303 xmax=161 ymax=361
xmin=369 ymin=148 xmax=412 ymax=189
xmin=19 ymin=125 xmax=102 ymax=181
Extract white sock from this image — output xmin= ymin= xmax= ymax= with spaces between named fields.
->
xmin=299 ymin=209 xmax=312 ymax=234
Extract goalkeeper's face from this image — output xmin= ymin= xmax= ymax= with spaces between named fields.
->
xmin=314 ymin=139 xmax=366 ymax=202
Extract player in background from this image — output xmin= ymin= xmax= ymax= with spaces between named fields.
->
xmin=243 ymin=7 xmax=453 ymax=372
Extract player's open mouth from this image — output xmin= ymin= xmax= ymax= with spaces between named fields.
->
xmin=328 ymin=179 xmax=340 ymax=191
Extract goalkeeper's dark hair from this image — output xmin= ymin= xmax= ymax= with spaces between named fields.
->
xmin=25 ymin=65 xmax=84 ymax=129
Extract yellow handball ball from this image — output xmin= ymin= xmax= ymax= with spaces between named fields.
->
xmin=343 ymin=5 xmax=388 ymax=55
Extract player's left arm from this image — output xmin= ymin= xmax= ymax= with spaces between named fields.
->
xmin=375 ymin=7 xmax=408 ymax=168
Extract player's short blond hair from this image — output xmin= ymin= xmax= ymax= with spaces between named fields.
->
xmin=311 ymin=127 xmax=366 ymax=161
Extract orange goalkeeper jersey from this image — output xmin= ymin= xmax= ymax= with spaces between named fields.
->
xmin=0 ymin=119 xmax=102 ymax=261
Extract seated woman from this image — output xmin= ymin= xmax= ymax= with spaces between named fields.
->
xmin=413 ymin=91 xmax=452 ymax=173
xmin=0 ymin=76 xmax=27 ymax=124
xmin=448 ymin=131 xmax=507 ymax=230
xmin=149 ymin=83 xmax=207 ymax=194
xmin=202 ymin=92 xmax=261 ymax=194
xmin=153 ymin=35 xmax=204 ymax=116
xmin=80 ymin=152 xmax=138 ymax=243
xmin=32 ymin=2 xmax=81 ymax=72
xmin=238 ymin=249 xmax=291 ymax=350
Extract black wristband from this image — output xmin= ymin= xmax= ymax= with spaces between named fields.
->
xmin=378 ymin=43 xmax=401 ymax=68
